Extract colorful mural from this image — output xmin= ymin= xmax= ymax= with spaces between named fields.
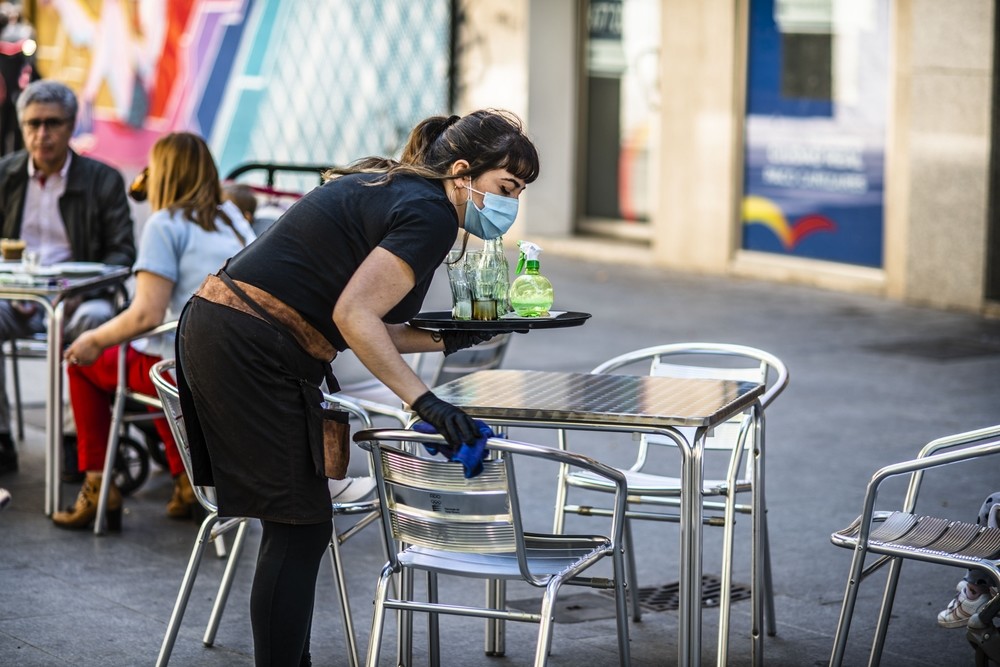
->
xmin=35 ymin=0 xmax=250 ymax=170
xmin=32 ymin=0 xmax=452 ymax=186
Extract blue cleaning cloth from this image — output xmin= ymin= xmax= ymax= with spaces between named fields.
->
xmin=412 ymin=419 xmax=496 ymax=478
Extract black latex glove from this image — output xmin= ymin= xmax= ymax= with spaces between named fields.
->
xmin=411 ymin=391 xmax=480 ymax=452
xmin=441 ymin=330 xmax=496 ymax=356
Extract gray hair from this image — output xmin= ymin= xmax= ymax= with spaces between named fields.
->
xmin=16 ymin=80 xmax=78 ymax=125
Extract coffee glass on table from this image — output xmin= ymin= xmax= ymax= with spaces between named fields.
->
xmin=0 ymin=238 xmax=25 ymax=261
xmin=21 ymin=250 xmax=40 ymax=274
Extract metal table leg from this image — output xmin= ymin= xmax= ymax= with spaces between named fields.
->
xmin=38 ymin=299 xmax=64 ymax=516
xmin=678 ymin=429 xmax=704 ymax=667
xmin=751 ymin=404 xmax=765 ymax=666
xmin=485 ymin=424 xmax=507 ymax=657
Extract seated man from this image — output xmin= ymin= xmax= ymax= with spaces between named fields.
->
xmin=0 ymin=80 xmax=135 ymax=474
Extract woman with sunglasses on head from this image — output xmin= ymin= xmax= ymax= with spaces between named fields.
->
xmin=52 ymin=132 xmax=254 ymax=530
xmin=176 ymin=109 xmax=539 ymax=665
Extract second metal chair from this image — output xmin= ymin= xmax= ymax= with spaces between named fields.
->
xmin=552 ymin=342 xmax=789 ymax=666
xmin=150 ymin=360 xmax=383 ymax=667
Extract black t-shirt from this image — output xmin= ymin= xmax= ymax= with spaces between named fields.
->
xmin=226 ymin=172 xmax=457 ymax=350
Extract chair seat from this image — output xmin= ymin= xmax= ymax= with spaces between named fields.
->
xmin=565 ymin=468 xmax=749 ymax=496
xmin=831 ymin=510 xmax=1000 ymax=565
xmin=400 ymin=533 xmax=611 ymax=579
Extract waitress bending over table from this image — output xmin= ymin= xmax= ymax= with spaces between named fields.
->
xmin=176 ymin=109 xmax=539 ymax=666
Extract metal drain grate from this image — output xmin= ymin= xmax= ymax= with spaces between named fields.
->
xmin=624 ymin=574 xmax=753 ymax=612
xmin=509 ymin=576 xmax=753 ymax=622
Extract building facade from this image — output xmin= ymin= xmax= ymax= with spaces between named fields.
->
xmin=462 ymin=0 xmax=997 ymax=314
xmin=27 ymin=0 xmax=998 ymax=314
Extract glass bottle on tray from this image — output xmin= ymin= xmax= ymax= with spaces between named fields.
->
xmin=484 ymin=237 xmax=510 ymax=316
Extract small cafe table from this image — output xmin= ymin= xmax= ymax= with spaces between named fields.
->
xmin=0 ymin=263 xmax=131 ymax=515
xmin=430 ymin=368 xmax=766 ymax=667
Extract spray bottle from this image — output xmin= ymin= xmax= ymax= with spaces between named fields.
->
xmin=509 ymin=240 xmax=554 ymax=317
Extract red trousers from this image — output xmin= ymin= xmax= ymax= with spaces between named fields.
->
xmin=67 ymin=345 xmax=182 ymax=476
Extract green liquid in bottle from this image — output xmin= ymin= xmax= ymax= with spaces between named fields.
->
xmin=509 ymin=260 xmax=553 ymax=317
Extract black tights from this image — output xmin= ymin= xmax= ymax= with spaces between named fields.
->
xmin=251 ymin=519 xmax=333 ymax=667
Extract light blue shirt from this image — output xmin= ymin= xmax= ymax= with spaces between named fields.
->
xmin=131 ymin=200 xmax=255 ymax=358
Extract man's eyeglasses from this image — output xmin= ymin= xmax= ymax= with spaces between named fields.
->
xmin=22 ymin=117 xmax=71 ymax=131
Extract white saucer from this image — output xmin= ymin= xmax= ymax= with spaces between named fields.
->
xmin=50 ymin=262 xmax=106 ymax=276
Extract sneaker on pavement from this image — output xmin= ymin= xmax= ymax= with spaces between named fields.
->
xmin=938 ymin=580 xmax=988 ymax=628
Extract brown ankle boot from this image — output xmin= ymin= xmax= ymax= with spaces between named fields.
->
xmin=166 ymin=474 xmax=196 ymax=519
xmin=52 ymin=472 xmax=123 ymax=531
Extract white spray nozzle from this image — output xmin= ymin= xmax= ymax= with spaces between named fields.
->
xmin=516 ymin=240 xmax=543 ymax=273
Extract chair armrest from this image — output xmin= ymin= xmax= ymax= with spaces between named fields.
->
xmin=321 ymin=392 xmax=374 ymax=430
xmin=333 ymin=392 xmax=413 ymax=427
xmin=916 ymin=424 xmax=1000 ymax=459
xmin=851 ymin=438 xmax=1000 ymax=547
xmin=129 ymin=319 xmax=179 ymax=341
xmin=901 ymin=424 xmax=1000 ymax=512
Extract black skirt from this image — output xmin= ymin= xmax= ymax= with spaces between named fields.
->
xmin=177 ymin=297 xmax=332 ymax=524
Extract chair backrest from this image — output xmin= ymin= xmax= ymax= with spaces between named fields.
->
xmin=593 ymin=343 xmax=789 ymax=454
xmin=149 ymin=359 xmax=218 ymax=514
xmin=592 ymin=342 xmax=788 ymax=409
xmin=150 ymin=359 xmax=378 ymax=511
xmin=365 ymin=439 xmax=515 ymax=553
xmin=355 ymin=427 xmax=628 ymax=585
xmin=430 ymin=333 xmax=512 ymax=386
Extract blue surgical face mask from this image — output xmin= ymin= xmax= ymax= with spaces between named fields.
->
xmin=464 ymin=185 xmax=518 ymax=240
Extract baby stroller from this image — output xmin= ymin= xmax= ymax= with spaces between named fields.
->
xmin=969 ymin=593 xmax=1000 ymax=666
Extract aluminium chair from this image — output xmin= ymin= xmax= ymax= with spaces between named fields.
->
xmin=552 ymin=342 xmax=788 ymax=666
xmin=150 ymin=360 xmax=383 ymax=667
xmin=829 ymin=424 xmax=1000 ymax=667
xmin=356 ymin=427 xmax=632 ymax=667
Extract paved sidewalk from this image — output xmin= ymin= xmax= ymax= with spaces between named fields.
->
xmin=1 ymin=252 xmax=999 ymax=666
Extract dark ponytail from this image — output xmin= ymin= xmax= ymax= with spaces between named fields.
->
xmin=399 ymin=114 xmax=460 ymax=165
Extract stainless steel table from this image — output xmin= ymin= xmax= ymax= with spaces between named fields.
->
xmin=0 ymin=265 xmax=131 ymax=515
xmin=432 ymin=369 xmax=766 ymax=667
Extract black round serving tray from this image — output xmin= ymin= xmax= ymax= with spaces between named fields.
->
xmin=411 ymin=310 xmax=591 ymax=333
